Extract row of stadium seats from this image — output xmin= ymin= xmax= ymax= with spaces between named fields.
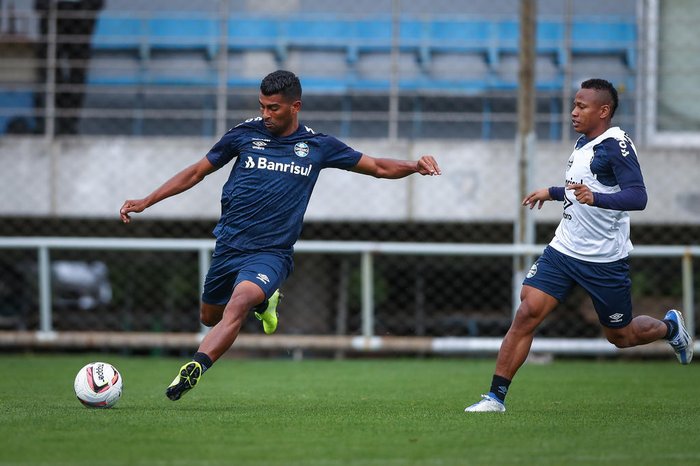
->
xmin=88 ymin=14 xmax=637 ymax=92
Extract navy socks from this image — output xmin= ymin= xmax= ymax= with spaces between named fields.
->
xmin=193 ymin=352 xmax=213 ymax=373
xmin=489 ymin=375 xmax=511 ymax=403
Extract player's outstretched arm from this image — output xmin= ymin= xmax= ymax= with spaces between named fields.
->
xmin=120 ymin=156 xmax=217 ymax=224
xmin=351 ymin=154 xmax=441 ymax=179
xmin=522 ymin=187 xmax=553 ymax=210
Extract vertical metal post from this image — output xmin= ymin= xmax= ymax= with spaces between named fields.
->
xmin=38 ymin=246 xmax=53 ymax=333
xmin=512 ymin=0 xmax=537 ymax=316
xmin=634 ymin=0 xmax=646 ymax=143
xmin=682 ymin=251 xmax=695 ymax=338
xmin=216 ymin=0 xmax=229 ymax=136
xmin=561 ymin=0 xmax=573 ymax=143
xmin=388 ymin=0 xmax=400 ymax=141
xmin=44 ymin=0 xmax=57 ymax=141
xmin=198 ymin=247 xmax=211 ymax=335
xmin=361 ymin=251 xmax=374 ymax=339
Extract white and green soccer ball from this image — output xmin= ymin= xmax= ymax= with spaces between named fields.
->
xmin=74 ymin=361 xmax=123 ymax=408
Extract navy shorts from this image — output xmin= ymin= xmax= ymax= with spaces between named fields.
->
xmin=201 ymin=249 xmax=293 ymax=306
xmin=522 ymin=246 xmax=632 ymax=328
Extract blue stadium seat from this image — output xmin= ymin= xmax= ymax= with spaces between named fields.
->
xmin=422 ymin=19 xmax=497 ymax=67
xmin=497 ymin=20 xmax=566 ymax=67
xmin=92 ymin=16 xmax=147 ymax=59
xmin=0 ymin=89 xmax=34 ymax=134
xmin=228 ymin=17 xmax=286 ymax=61
xmin=147 ymin=18 xmax=219 ymax=60
xmin=572 ymin=20 xmax=636 ymax=69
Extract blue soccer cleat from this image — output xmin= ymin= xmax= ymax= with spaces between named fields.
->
xmin=665 ymin=309 xmax=693 ymax=365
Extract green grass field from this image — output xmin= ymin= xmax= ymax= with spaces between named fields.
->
xmin=1 ymin=354 xmax=698 ymax=466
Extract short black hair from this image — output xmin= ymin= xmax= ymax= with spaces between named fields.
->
xmin=260 ymin=70 xmax=302 ymax=101
xmin=580 ymin=78 xmax=618 ymax=118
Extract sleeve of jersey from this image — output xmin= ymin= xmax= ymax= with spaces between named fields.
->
xmin=548 ymin=186 xmax=565 ymax=201
xmin=592 ymin=139 xmax=647 ymax=211
xmin=319 ymin=135 xmax=363 ymax=169
xmin=205 ymin=129 xmax=243 ymax=168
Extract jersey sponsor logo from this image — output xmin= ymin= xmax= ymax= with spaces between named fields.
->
xmin=243 ymin=155 xmax=312 ymax=177
xmin=609 ymin=313 xmax=624 ymax=323
xmin=619 ymin=138 xmax=630 ymax=157
xmin=294 ymin=142 xmax=310 ymax=158
xmin=526 ymin=262 xmax=538 ymax=278
xmin=256 ymin=273 xmax=270 ymax=285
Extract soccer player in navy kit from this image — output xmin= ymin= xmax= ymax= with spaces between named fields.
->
xmin=119 ymin=70 xmax=441 ymax=400
xmin=466 ymin=79 xmax=693 ymax=413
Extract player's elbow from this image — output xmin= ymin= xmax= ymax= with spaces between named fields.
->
xmin=637 ymin=190 xmax=648 ymax=210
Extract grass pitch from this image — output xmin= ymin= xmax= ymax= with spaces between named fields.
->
xmin=1 ymin=354 xmax=698 ymax=466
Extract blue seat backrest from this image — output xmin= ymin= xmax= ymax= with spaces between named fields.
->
xmin=147 ymin=17 xmax=219 ymax=58
xmin=92 ymin=16 xmax=144 ymax=51
xmin=571 ymin=19 xmax=636 ymax=67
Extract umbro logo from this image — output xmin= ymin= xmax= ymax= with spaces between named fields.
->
xmin=609 ymin=313 xmax=624 ymax=323
xmin=256 ymin=273 xmax=270 ymax=285
xmin=252 ymin=141 xmax=266 ymax=150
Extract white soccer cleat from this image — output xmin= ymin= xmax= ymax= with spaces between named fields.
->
xmin=665 ymin=309 xmax=693 ymax=365
xmin=465 ymin=394 xmax=506 ymax=413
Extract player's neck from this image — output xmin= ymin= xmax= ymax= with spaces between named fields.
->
xmin=276 ymin=121 xmax=300 ymax=138
xmin=583 ymin=123 xmax=612 ymax=140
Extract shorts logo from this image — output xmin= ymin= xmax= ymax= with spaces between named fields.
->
xmin=526 ymin=263 xmax=538 ymax=278
xmin=256 ymin=273 xmax=270 ymax=285
xmin=609 ymin=313 xmax=624 ymax=323
xmin=294 ymin=142 xmax=309 ymax=158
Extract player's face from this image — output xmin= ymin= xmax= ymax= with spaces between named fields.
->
xmin=259 ymin=93 xmax=301 ymax=137
xmin=571 ymin=88 xmax=613 ymax=139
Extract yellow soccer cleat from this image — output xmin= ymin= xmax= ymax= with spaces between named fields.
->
xmin=255 ymin=289 xmax=282 ymax=335
xmin=165 ymin=361 xmax=202 ymax=401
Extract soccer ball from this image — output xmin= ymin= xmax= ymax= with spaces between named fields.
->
xmin=73 ymin=361 xmax=123 ymax=408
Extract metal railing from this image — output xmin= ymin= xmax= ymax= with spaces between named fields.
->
xmin=0 ymin=237 xmax=696 ymax=352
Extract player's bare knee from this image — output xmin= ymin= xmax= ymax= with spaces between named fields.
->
xmin=606 ymin=331 xmax=632 ymax=348
xmin=200 ymin=304 xmax=224 ymax=327
xmin=513 ymin=301 xmax=543 ymax=329
xmin=199 ymin=310 xmax=219 ymax=327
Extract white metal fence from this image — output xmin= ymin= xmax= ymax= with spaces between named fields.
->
xmin=0 ymin=237 xmax=696 ymax=356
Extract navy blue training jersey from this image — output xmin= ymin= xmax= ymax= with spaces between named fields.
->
xmin=205 ymin=117 xmax=363 ymax=253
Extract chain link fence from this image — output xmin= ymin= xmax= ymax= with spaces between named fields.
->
xmin=0 ymin=0 xmax=698 ymax=348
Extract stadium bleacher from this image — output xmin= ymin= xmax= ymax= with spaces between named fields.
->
xmin=0 ymin=8 xmax=637 ymax=138
xmin=88 ymin=14 xmax=637 ymax=92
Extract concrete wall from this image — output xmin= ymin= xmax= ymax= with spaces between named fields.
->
xmin=1 ymin=136 xmax=699 ymax=225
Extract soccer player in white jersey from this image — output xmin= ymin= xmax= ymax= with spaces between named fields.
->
xmin=119 ymin=70 xmax=441 ymax=400
xmin=466 ymin=78 xmax=693 ymax=413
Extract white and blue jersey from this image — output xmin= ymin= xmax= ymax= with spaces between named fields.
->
xmin=205 ymin=117 xmax=363 ymax=254
xmin=550 ymin=126 xmax=646 ymax=263
xmin=524 ymin=126 xmax=647 ymax=327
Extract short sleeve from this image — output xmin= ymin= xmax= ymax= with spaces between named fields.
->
xmin=206 ymin=128 xmax=245 ymax=168
xmin=319 ymin=135 xmax=363 ymax=169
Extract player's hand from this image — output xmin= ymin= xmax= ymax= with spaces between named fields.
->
xmin=522 ymin=188 xmax=551 ymax=210
xmin=566 ymin=183 xmax=594 ymax=205
xmin=416 ymin=155 xmax=441 ymax=176
xmin=119 ymin=199 xmax=147 ymax=224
